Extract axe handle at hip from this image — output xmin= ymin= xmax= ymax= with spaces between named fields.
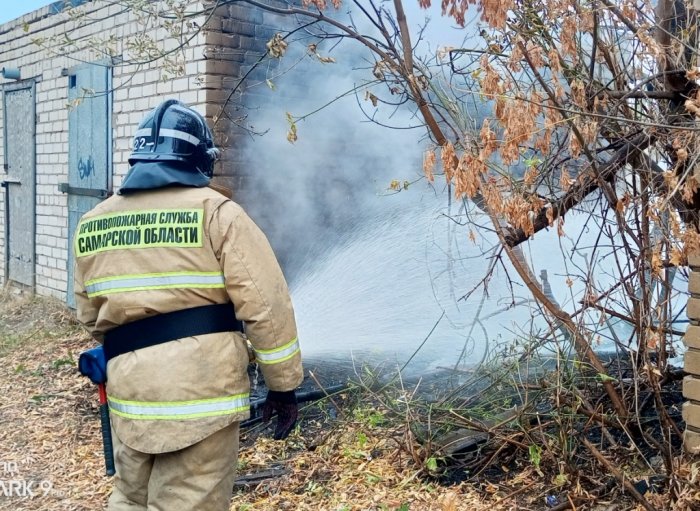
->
xmin=98 ymin=383 xmax=116 ymax=477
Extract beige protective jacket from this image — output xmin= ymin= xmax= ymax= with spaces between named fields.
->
xmin=74 ymin=186 xmax=303 ymax=454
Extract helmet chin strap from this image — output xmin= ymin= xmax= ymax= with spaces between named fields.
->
xmin=200 ymin=147 xmax=220 ymax=177
xmin=206 ymin=147 xmax=220 ymax=161
xmin=193 ymin=165 xmax=211 ymax=179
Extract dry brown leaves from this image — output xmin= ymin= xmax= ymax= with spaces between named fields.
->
xmin=0 ymin=293 xmax=508 ymax=511
xmin=302 ymin=0 xmax=342 ymax=10
xmin=266 ymin=34 xmax=288 ymax=59
xmin=0 ymin=292 xmax=109 ymax=511
xmin=560 ymin=15 xmax=578 ymax=63
xmin=2 ymin=295 xmax=700 ymax=510
xmin=423 ymin=149 xmax=436 ymax=183
xmin=231 ymin=423 xmax=498 ymax=511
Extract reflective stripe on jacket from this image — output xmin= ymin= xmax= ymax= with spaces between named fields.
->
xmin=84 ymin=271 xmax=225 ymax=297
xmin=74 ymin=186 xmax=303 ymax=454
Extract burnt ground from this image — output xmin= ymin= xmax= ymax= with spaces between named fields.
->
xmin=0 ymin=291 xmax=699 ymax=510
xmin=240 ymin=356 xmax=696 ymax=511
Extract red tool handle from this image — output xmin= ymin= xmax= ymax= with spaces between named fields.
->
xmin=98 ymin=383 xmax=116 ymax=476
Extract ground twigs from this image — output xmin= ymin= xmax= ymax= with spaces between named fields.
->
xmin=581 ymin=437 xmax=656 ymax=511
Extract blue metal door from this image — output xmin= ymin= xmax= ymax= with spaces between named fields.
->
xmin=64 ymin=63 xmax=112 ymax=307
xmin=2 ymin=82 xmax=36 ymax=288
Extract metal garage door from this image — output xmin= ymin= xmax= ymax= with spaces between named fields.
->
xmin=2 ymin=82 xmax=36 ymax=289
xmin=64 ymin=63 xmax=112 ymax=307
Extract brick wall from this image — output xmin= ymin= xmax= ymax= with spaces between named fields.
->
xmin=0 ymin=0 xmax=271 ymax=300
xmin=0 ymin=0 xmax=299 ymax=300
xmin=201 ymin=0 xmax=289 ymax=198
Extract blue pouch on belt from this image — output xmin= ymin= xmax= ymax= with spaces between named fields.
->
xmin=78 ymin=346 xmax=107 ymax=385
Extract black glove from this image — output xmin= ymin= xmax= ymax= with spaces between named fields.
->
xmin=261 ymin=390 xmax=298 ymax=440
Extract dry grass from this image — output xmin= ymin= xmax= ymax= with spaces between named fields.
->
xmin=0 ymin=290 xmax=109 ymax=510
xmin=0 ymin=291 xmax=495 ymax=511
xmin=2 ymin=290 xmax=699 ymax=510
xmin=233 ymin=422 xmax=493 ymax=511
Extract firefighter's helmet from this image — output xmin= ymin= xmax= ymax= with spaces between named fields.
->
xmin=128 ymin=100 xmax=219 ymax=177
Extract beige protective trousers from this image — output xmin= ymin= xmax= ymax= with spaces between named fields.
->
xmin=107 ymin=422 xmax=239 ymax=511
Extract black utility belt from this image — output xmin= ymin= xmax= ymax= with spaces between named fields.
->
xmin=103 ymin=303 xmax=243 ymax=362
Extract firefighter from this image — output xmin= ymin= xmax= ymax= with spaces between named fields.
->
xmin=73 ymin=99 xmax=303 ymax=511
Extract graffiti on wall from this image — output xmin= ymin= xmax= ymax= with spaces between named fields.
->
xmin=78 ymin=156 xmax=94 ymax=180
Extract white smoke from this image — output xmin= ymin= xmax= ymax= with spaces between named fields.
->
xmin=237 ymin=3 xmax=502 ymax=369
xmin=238 ymin=3 xmax=483 ymax=276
